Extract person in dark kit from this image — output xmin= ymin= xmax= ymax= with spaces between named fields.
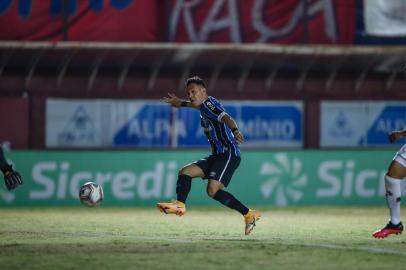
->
xmin=157 ymin=76 xmax=261 ymax=235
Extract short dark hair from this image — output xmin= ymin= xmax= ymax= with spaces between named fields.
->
xmin=185 ymin=76 xmax=206 ymax=88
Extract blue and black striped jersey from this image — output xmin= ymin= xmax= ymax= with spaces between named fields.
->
xmin=199 ymin=96 xmax=241 ymax=157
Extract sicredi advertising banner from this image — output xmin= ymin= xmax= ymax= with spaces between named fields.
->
xmin=320 ymin=101 xmax=406 ymax=147
xmin=0 ymin=150 xmax=401 ymax=207
xmin=46 ymin=99 xmax=303 ymax=148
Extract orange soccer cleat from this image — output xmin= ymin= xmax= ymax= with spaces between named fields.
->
xmin=244 ymin=209 xmax=261 ymax=235
xmin=372 ymin=222 xmax=403 ymax=238
xmin=156 ymin=200 xmax=186 ymax=216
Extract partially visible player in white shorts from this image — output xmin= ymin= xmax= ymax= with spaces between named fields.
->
xmin=393 ymin=144 xmax=406 ymax=168
xmin=373 ymin=129 xmax=406 ymax=238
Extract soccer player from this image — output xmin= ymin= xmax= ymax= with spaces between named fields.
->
xmin=372 ymin=129 xmax=406 ymax=238
xmin=0 ymin=147 xmax=23 ymax=190
xmin=157 ymin=76 xmax=261 ymax=235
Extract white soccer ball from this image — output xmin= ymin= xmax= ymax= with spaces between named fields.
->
xmin=79 ymin=182 xmax=104 ymax=207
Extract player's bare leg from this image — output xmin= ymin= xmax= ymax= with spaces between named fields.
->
xmin=207 ymin=180 xmax=261 ymax=235
xmin=157 ymin=164 xmax=204 ymax=216
xmin=373 ymin=161 xmax=405 ymax=238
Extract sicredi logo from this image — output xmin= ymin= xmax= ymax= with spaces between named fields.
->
xmin=259 ymin=154 xmax=393 ymax=205
xmin=316 ymin=160 xmax=386 ymax=198
xmin=260 ymin=153 xmax=307 ymax=206
xmin=27 ymin=161 xmax=178 ymax=201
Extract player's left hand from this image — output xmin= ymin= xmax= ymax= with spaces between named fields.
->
xmin=2 ymin=165 xmax=23 ymax=190
xmin=389 ymin=131 xmax=403 ymax=143
xmin=233 ymin=130 xmax=244 ymax=144
xmin=163 ymin=93 xmax=183 ymax=108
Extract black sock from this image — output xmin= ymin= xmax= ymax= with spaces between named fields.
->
xmin=213 ymin=189 xmax=249 ymax=215
xmin=176 ymin=174 xmax=192 ymax=203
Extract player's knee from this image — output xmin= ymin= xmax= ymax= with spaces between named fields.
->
xmin=179 ymin=167 xmax=190 ymax=176
xmin=387 ymin=161 xmax=406 ymax=179
xmin=206 ymin=187 xmax=218 ymax=198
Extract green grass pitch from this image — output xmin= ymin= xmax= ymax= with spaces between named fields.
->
xmin=0 ymin=207 xmax=405 ymax=270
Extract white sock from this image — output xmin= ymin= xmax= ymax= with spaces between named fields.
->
xmin=385 ymin=175 xmax=402 ymax=225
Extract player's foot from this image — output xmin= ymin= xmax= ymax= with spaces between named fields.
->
xmin=156 ymin=200 xmax=186 ymax=216
xmin=244 ymin=209 xmax=261 ymax=235
xmin=372 ymin=221 xmax=403 ymax=238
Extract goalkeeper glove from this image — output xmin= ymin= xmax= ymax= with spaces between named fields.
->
xmin=1 ymin=164 xmax=23 ymax=190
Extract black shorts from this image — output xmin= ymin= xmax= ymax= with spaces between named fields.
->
xmin=193 ymin=151 xmax=241 ymax=187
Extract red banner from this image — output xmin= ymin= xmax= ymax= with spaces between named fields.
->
xmin=168 ymin=0 xmax=356 ymax=44
xmin=0 ymin=0 xmax=162 ymax=41
xmin=0 ymin=1 xmax=63 ymax=41
xmin=0 ymin=0 xmax=355 ymax=44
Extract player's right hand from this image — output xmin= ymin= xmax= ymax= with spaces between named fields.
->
xmin=233 ymin=130 xmax=244 ymax=144
xmin=163 ymin=93 xmax=182 ymax=108
xmin=389 ymin=131 xmax=403 ymax=143
xmin=2 ymin=165 xmax=23 ymax=190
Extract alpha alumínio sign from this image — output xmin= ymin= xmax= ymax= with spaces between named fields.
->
xmin=364 ymin=0 xmax=406 ymax=37
xmin=46 ymin=99 xmax=172 ymax=147
xmin=1 ymin=150 xmax=403 ymax=207
xmin=320 ymin=101 xmax=406 ymax=147
xmin=178 ymin=101 xmax=303 ymax=148
xmin=46 ymin=99 xmax=303 ymax=148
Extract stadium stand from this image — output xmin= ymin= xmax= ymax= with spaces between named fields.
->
xmin=1 ymin=42 xmax=406 ymax=149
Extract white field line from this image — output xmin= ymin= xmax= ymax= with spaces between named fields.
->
xmin=296 ymin=243 xmax=406 ymax=256
xmin=2 ymin=230 xmax=406 ymax=256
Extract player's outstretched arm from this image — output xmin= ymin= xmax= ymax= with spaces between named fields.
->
xmin=0 ymin=148 xmax=23 ymax=190
xmin=1 ymin=165 xmax=23 ymax=190
xmin=163 ymin=93 xmax=190 ymax=108
xmin=221 ymin=114 xmax=244 ymax=144
xmin=389 ymin=129 xmax=406 ymax=143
